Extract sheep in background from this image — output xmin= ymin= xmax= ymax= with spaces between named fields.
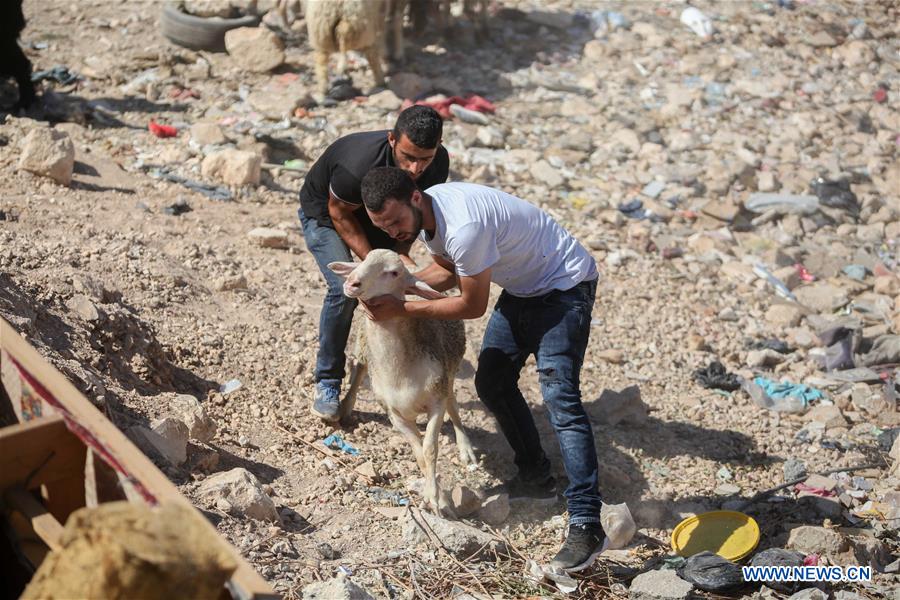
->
xmin=305 ymin=0 xmax=387 ymax=96
xmin=328 ymin=249 xmax=477 ymax=517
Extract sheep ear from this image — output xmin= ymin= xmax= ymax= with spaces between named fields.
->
xmin=405 ymin=277 xmax=445 ymax=300
xmin=327 ymin=261 xmax=357 ymax=279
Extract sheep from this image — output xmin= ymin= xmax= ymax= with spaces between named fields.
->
xmin=305 ymin=0 xmax=387 ymax=96
xmin=328 ymin=249 xmax=477 ymax=516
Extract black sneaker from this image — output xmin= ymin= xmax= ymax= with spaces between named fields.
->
xmin=550 ymin=523 xmax=609 ymax=573
xmin=501 ymin=474 xmax=558 ymax=504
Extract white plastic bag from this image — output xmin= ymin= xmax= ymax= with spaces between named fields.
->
xmin=680 ymin=7 xmax=714 ymax=38
xmin=601 ymin=502 xmax=636 ymax=549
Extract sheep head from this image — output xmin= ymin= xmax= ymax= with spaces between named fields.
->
xmin=328 ymin=249 xmax=444 ymax=302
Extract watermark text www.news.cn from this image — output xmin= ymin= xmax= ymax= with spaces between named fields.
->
xmin=742 ymin=565 xmax=872 ymax=583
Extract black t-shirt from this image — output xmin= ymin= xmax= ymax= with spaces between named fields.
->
xmin=299 ymin=130 xmax=450 ymax=250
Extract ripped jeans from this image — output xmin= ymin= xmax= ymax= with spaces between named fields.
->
xmin=474 ymin=278 xmax=602 ymax=524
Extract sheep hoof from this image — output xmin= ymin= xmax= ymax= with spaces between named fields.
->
xmin=459 ymin=447 xmax=478 ymax=466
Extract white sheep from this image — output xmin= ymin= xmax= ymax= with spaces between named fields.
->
xmin=328 ymin=249 xmax=477 ymax=516
xmin=305 ymin=0 xmax=387 ymax=96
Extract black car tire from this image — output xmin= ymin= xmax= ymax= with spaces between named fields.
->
xmin=160 ymin=3 xmax=261 ymax=52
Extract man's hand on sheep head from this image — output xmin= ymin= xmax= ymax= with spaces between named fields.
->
xmin=360 ymin=295 xmax=405 ymax=321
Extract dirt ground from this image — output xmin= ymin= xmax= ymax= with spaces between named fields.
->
xmin=2 ymin=1 xmax=898 ymax=598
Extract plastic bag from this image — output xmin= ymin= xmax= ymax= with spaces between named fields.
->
xmin=601 ymin=502 xmax=636 ymax=549
xmin=680 ymin=7 xmax=713 ymax=38
xmin=676 ymin=551 xmax=743 ymax=592
xmin=749 ymin=548 xmax=805 ymax=593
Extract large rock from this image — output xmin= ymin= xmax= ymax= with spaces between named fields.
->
xmin=248 ymin=227 xmax=290 ymax=249
xmin=450 ymin=485 xmax=480 ymax=517
xmin=201 ymin=149 xmax=261 ymax=186
xmin=18 ymin=128 xmax=75 ymax=185
xmin=190 ymin=123 xmax=227 ymax=146
xmin=766 ymin=303 xmax=804 ymax=327
xmin=594 ymin=386 xmax=648 ymax=426
xmin=629 ymin=569 xmax=693 ymax=600
xmin=402 ymin=509 xmax=505 ymax=559
xmin=476 ymin=493 xmax=509 ymax=526
xmin=529 ymin=160 xmax=564 ymax=187
xmin=302 ymin=574 xmax=375 ymax=600
xmin=21 ymin=502 xmax=236 ymax=600
xmin=197 ymin=468 xmax=279 ymax=521
xmin=224 ymin=27 xmax=284 ymax=72
xmin=168 ymin=393 xmax=217 ymax=443
xmin=786 ymin=526 xmax=849 ymax=557
xmin=388 ymin=72 xmax=432 ymax=100
xmin=128 ymin=419 xmax=188 ymax=466
xmin=793 ymin=283 xmax=850 ymax=313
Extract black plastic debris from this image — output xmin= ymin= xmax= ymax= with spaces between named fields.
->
xmin=749 ymin=548 xmax=806 ymax=593
xmin=618 ymin=198 xmax=647 ymax=219
xmin=31 ymin=65 xmax=80 ymax=85
xmin=163 ymin=198 xmax=192 ymax=216
xmin=749 ymin=339 xmax=792 ymax=354
xmin=327 ymin=77 xmax=362 ymax=102
xmin=676 ymin=551 xmax=744 ymax=593
xmin=818 ymin=326 xmax=858 ymax=371
xmin=693 ymin=361 xmax=742 ymax=391
xmin=810 ymin=176 xmax=859 ymax=216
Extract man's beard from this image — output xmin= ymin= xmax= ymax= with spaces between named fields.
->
xmin=399 ymin=204 xmax=423 ymax=242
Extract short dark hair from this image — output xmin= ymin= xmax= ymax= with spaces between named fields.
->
xmin=362 ymin=167 xmax=417 ymax=213
xmin=393 ymin=105 xmax=443 ymax=149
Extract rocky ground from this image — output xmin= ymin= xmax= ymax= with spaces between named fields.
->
xmin=1 ymin=0 xmax=899 ymax=598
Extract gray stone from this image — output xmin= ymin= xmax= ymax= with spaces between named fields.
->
xmin=247 ymin=84 xmax=314 ymax=118
xmin=526 ymin=10 xmax=573 ymax=30
xmin=530 ymin=160 xmax=564 ymax=188
xmin=18 ymin=128 xmax=75 ymax=185
xmin=782 ymin=458 xmax=807 ymax=482
xmin=197 ymin=468 xmax=280 ymax=521
xmin=388 ymin=72 xmax=432 ymax=101
xmin=224 ymin=27 xmax=284 ymax=72
xmin=402 ymin=509 xmax=505 ymax=559
xmin=788 ymin=589 xmax=828 ymax=600
xmin=248 ymin=227 xmax=290 ymax=249
xmin=594 ymin=386 xmax=648 ymax=427
xmin=475 ymin=126 xmax=505 ymax=149
xmin=793 ymin=283 xmax=850 ymax=313
xmin=629 ymin=569 xmax=693 ymax=600
xmin=450 ymin=485 xmax=480 ymax=517
xmin=190 ymin=123 xmax=227 ymax=146
xmin=216 ymin=274 xmax=248 ymax=291
xmin=202 ymin=149 xmax=261 ymax=186
xmin=476 ymin=493 xmax=509 ymax=526
xmin=449 ymin=103 xmax=489 ymax=125
xmin=66 ymin=294 xmax=99 ymax=321
xmin=150 ymin=417 xmax=189 ymax=465
xmin=367 ymin=89 xmax=402 ymax=111
xmin=786 ymin=526 xmax=849 ymax=557
xmin=747 ymin=349 xmax=786 ymax=368
xmin=302 ymin=574 xmax=375 ymax=600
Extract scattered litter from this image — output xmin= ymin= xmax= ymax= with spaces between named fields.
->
xmin=323 ymin=434 xmax=360 ymax=456
xmin=745 ymin=376 xmax=823 ymax=413
xmin=601 ymin=502 xmax=636 ymax=549
xmin=753 ymin=263 xmax=798 ymax=302
xmin=693 ymin=361 xmax=742 ymax=391
xmin=31 ymin=65 xmax=80 ymax=85
xmin=810 ymin=176 xmax=859 ymax=216
xmin=337 ymin=565 xmax=353 ymax=576
xmin=641 ymin=181 xmax=665 ymax=199
xmin=525 ymin=560 xmax=578 ymax=595
xmin=148 ymin=120 xmax=178 ymax=138
xmin=841 ymin=264 xmax=868 ymax=281
xmin=403 ymin=95 xmax=496 ymax=121
xmin=220 ymin=378 xmax=242 ymax=394
xmin=163 ymin=198 xmax=192 ymax=216
xmin=749 ymin=339 xmax=792 ymax=354
xmin=749 ymin=549 xmax=804 ymax=594
xmin=744 ymin=193 xmax=820 ymax=215
xmin=680 ymin=7 xmax=714 ymax=38
xmin=676 ymin=551 xmax=744 ymax=592
xmin=795 ymin=263 xmax=815 ymax=282
xmin=282 ymin=159 xmax=306 ymax=170
xmin=149 ymin=168 xmax=233 ymax=202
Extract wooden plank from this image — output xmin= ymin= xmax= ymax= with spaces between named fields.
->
xmin=5 ymin=487 xmax=65 ymax=551
xmin=0 ymin=415 xmax=86 ymax=492
xmin=1 ymin=318 xmax=277 ymax=600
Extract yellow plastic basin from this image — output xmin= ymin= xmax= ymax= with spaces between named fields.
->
xmin=671 ymin=510 xmax=760 ymax=561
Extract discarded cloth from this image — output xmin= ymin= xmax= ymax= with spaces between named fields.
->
xmin=31 ymin=65 xmax=80 ymax=85
xmin=693 ymin=361 xmax=742 ymax=391
xmin=794 ymin=483 xmax=837 ymax=498
xmin=754 ymin=377 xmax=824 ymax=405
xmin=401 ymin=94 xmax=496 ymax=120
xmin=148 ymin=120 xmax=178 ymax=138
xmin=859 ymin=335 xmax=900 ymax=367
xmin=149 ymin=168 xmax=233 ymax=202
xmin=810 ymin=176 xmax=859 ymax=216
xmin=818 ymin=326 xmax=859 ymax=371
xmin=322 ymin=433 xmax=359 ymax=456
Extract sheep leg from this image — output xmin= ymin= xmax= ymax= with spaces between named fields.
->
xmin=423 ymin=402 xmax=454 ymax=517
xmin=314 ymin=49 xmax=329 ymax=95
xmin=387 ymin=410 xmax=425 ymax=473
xmin=445 ymin=391 xmax=477 ymax=466
xmin=339 ymin=360 xmax=366 ymax=423
xmin=363 ymin=45 xmax=385 ymax=90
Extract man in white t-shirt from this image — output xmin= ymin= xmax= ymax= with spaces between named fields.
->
xmin=358 ymin=167 xmax=607 ymax=573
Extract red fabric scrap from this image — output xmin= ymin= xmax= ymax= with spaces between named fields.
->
xmin=794 ymin=483 xmax=836 ymax=497
xmin=400 ymin=94 xmax=496 ymax=120
xmin=148 ymin=120 xmax=178 ymax=138
xmin=803 ymin=553 xmax=820 ymax=566
xmin=873 ymin=88 xmax=888 ymax=104
xmin=795 ymin=263 xmax=815 ymax=282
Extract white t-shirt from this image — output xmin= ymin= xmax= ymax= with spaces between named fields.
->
xmin=420 ymin=182 xmax=598 ymax=297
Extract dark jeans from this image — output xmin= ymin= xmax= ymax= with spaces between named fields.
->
xmin=475 ymin=278 xmax=602 ymax=524
xmin=299 ymin=209 xmax=359 ymax=386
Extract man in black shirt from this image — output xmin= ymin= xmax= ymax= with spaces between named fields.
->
xmin=299 ymin=105 xmax=450 ymax=422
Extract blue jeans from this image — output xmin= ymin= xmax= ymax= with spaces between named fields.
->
xmin=475 ymin=278 xmax=602 ymax=524
xmin=299 ymin=209 xmax=358 ymax=386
